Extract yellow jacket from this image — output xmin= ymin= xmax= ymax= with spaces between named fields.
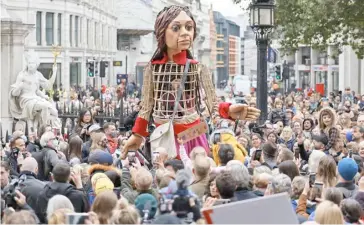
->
xmin=211 ymin=131 xmax=248 ymax=166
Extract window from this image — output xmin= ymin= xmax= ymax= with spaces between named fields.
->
xmin=38 ymin=63 xmax=62 ymax=89
xmin=69 ymin=15 xmax=73 ymax=46
xmin=46 ymin=13 xmax=54 ymax=46
xmin=86 ymin=19 xmax=89 ymax=46
xmin=75 ymin=16 xmax=79 ymax=47
xmin=57 ymin=14 xmax=62 ymax=45
xmin=117 ymin=34 xmax=131 ymax=50
xmin=36 ymin=12 xmax=42 ymax=45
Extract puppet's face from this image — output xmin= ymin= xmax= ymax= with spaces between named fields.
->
xmin=165 ymin=11 xmax=194 ymax=53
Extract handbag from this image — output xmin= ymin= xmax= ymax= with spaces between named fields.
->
xmin=149 ymin=60 xmax=191 ymax=158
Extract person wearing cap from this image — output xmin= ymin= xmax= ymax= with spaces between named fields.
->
xmin=85 ymin=150 xmax=119 ymax=203
xmin=297 ymin=133 xmax=328 ymax=161
xmin=336 ymin=158 xmax=359 ymax=199
xmin=81 ymin=124 xmax=102 ymax=163
xmin=135 ymin=193 xmax=158 ymax=222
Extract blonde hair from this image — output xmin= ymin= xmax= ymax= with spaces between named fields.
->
xmin=48 ymin=208 xmax=73 ymax=224
xmin=109 ymin=201 xmax=140 ymax=224
xmin=135 ymin=167 xmax=153 ymax=191
xmin=193 ymin=156 xmax=210 ymax=178
xmin=315 ymin=200 xmax=344 ymax=224
xmin=90 ymin=132 xmax=106 ymax=151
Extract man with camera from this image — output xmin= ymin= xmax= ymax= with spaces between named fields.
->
xmin=17 ymin=157 xmax=45 ymax=211
xmin=5 ymin=136 xmax=29 ymax=176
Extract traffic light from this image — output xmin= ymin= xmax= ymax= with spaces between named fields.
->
xmin=117 ymin=74 xmax=122 ymax=85
xmin=87 ymin=60 xmax=95 ymax=77
xmin=275 ymin=64 xmax=282 ymax=81
xmin=95 ymin=61 xmax=99 ymax=76
xmin=100 ymin=61 xmax=109 ymax=78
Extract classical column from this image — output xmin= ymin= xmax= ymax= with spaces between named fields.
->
xmin=41 ymin=11 xmax=46 ymax=46
xmin=1 ymin=11 xmax=34 ymax=134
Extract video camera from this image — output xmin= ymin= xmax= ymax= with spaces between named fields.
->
xmin=1 ymin=175 xmax=26 ymax=209
xmin=248 ymin=123 xmax=266 ymax=137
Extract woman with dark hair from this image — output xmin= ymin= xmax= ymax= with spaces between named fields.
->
xmin=122 ymin=5 xmax=260 ymax=159
xmin=74 ymin=108 xmax=94 ymax=142
xmin=278 ymin=160 xmax=300 ymax=181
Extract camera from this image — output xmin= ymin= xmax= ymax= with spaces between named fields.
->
xmin=1 ymin=175 xmax=27 ymax=209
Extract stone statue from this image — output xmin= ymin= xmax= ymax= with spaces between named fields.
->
xmin=9 ymin=50 xmax=61 ymax=133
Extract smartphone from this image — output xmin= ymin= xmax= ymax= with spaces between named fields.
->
xmin=213 ymin=133 xmax=221 ymax=144
xmin=115 ymin=149 xmax=121 ymax=158
xmin=152 ymin=151 xmax=160 ymax=163
xmin=254 ymin=150 xmax=262 ymax=161
xmin=66 ymin=213 xmax=89 ymax=224
xmin=349 ymin=149 xmax=353 ymax=158
xmin=128 ymin=150 xmax=136 ymax=166
xmin=309 ymin=173 xmax=316 ymax=187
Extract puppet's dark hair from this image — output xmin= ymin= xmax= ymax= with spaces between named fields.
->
xmin=151 ymin=5 xmax=196 ymax=62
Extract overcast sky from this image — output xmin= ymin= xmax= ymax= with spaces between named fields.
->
xmin=209 ymin=0 xmax=250 ymax=17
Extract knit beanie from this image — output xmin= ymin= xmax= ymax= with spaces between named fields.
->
xmin=338 ymin=158 xmax=358 ymax=181
xmin=94 ymin=177 xmax=114 ymax=195
xmin=135 ymin=194 xmax=158 ymax=220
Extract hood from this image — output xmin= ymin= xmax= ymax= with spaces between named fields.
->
xmin=209 ymin=128 xmax=235 ymax=144
xmin=318 ymin=107 xmax=337 ymax=129
xmin=88 ymin=164 xmax=120 ymax=177
xmin=44 ymin=182 xmax=75 ymax=198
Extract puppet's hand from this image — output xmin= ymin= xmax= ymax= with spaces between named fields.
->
xmin=228 ymin=104 xmax=260 ymax=121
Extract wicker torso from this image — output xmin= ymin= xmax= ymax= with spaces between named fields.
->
xmin=151 ymin=62 xmax=200 ymax=125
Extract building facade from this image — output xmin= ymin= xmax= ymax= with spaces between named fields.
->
xmin=209 ymin=5 xmax=217 ymax=86
xmin=285 ymin=45 xmax=364 ymax=95
xmin=2 ymin=0 xmax=118 ymax=91
xmin=213 ymin=11 xmax=241 ymax=87
xmin=113 ymin=0 xmax=212 ymax=88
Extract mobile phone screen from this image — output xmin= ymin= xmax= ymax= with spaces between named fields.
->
xmin=128 ymin=150 xmax=136 ymax=165
xmin=66 ymin=213 xmax=89 ymax=225
xmin=309 ymin=173 xmax=316 ymax=187
xmin=254 ymin=150 xmax=262 ymax=161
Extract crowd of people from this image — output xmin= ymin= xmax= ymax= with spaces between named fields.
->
xmin=1 ymin=84 xmax=364 ymax=224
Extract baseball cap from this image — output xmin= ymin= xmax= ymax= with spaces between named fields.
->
xmin=88 ymin=124 xmax=101 ymax=133
xmin=88 ymin=150 xmax=113 ymax=165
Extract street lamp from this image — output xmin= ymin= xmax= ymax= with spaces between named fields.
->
xmin=250 ymin=0 xmax=275 ymax=125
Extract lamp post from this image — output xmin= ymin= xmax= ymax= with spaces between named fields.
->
xmin=250 ymin=0 xmax=275 ymax=125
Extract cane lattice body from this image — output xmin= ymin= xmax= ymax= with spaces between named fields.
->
xmin=138 ymin=62 xmax=218 ymax=126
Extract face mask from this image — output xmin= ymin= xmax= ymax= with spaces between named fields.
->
xmin=52 ymin=139 xmax=59 ymax=149
xmin=110 ymin=132 xmax=117 ymax=138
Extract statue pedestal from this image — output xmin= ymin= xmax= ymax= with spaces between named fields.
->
xmin=0 ymin=5 xmax=34 ymax=138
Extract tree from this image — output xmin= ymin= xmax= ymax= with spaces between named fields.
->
xmin=232 ymin=0 xmax=364 ymax=58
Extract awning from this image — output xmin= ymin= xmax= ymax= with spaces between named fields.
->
xmin=117 ymin=28 xmax=153 ymax=36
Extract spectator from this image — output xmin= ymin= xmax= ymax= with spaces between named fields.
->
xmin=190 ymin=156 xmax=210 ymax=199
xmin=336 ymin=158 xmax=359 ymax=198
xmin=46 ymin=195 xmax=74 ymax=222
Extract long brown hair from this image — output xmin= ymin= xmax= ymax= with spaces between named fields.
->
xmin=91 ymin=191 xmax=118 ymax=224
xmin=152 ymin=5 xmax=197 ymax=62
xmin=68 ymin=135 xmax=83 ymax=161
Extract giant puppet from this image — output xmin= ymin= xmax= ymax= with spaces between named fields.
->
xmin=122 ymin=5 xmax=260 ymax=158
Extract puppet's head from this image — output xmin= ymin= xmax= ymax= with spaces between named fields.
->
xmin=153 ymin=5 xmax=197 ymax=60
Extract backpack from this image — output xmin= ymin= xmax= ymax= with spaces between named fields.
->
xmin=31 ymin=148 xmax=51 ymax=180
xmin=210 ymin=129 xmax=248 ymax=166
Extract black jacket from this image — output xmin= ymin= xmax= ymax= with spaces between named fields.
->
xmin=32 ymin=147 xmax=60 ymax=181
xmin=234 ymin=187 xmax=259 ymax=201
xmin=36 ymin=182 xmax=89 ymax=223
xmin=18 ymin=171 xmax=45 ymax=211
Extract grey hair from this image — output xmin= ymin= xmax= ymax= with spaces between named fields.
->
xmin=20 ymin=157 xmax=38 ymax=173
xmin=46 ymin=195 xmax=74 ymax=221
xmin=40 ymin=131 xmax=56 ymax=147
xmin=226 ymin=162 xmax=250 ymax=188
xmin=175 ymin=169 xmax=192 ymax=189
xmin=269 ymin=173 xmax=292 ymax=195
